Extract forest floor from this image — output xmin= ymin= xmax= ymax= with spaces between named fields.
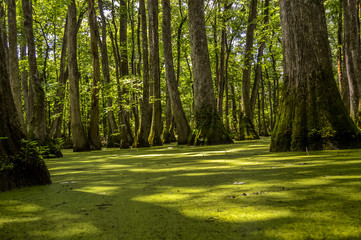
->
xmin=1 ymin=137 xmax=361 ymax=239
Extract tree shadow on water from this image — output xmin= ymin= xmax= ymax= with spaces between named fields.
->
xmin=1 ymin=139 xmax=361 ymax=239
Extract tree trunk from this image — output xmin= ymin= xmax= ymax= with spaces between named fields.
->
xmin=343 ymin=0 xmax=361 ymax=125
xmin=337 ymin=0 xmax=350 ymax=112
xmin=187 ymin=0 xmax=233 ymax=145
xmin=20 ymin=43 xmax=29 ymax=127
xmin=148 ymin=0 xmax=162 ymax=146
xmin=49 ymin=8 xmax=86 ymax=141
xmin=162 ymin=0 xmax=191 ymax=145
xmin=250 ymin=0 xmax=269 ymax=119
xmin=49 ymin=17 xmax=68 ymax=140
xmin=67 ymin=0 xmax=90 ymax=152
xmin=217 ymin=1 xmax=232 ymax=119
xmin=238 ymin=0 xmax=259 ymax=141
xmin=8 ymin=0 xmax=24 ymax=130
xmin=271 ymin=0 xmax=361 ymax=152
xmin=22 ymin=0 xmax=47 ymax=144
xmin=133 ymin=0 xmax=151 ymax=147
xmin=0 ymin=24 xmax=51 ymax=192
xmin=87 ymin=0 xmax=102 ymax=150
xmin=98 ymin=0 xmax=119 ymax=148
xmin=119 ymin=0 xmax=134 ymax=148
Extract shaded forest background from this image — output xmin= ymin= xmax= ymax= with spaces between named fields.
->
xmin=0 ymin=0 xmax=359 ymax=151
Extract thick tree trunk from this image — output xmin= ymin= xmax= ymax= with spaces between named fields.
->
xmin=238 ymin=0 xmax=259 ymax=141
xmin=98 ymin=0 xmax=119 ymax=148
xmin=162 ymin=0 xmax=190 ymax=145
xmin=271 ymin=0 xmax=361 ymax=152
xmin=87 ymin=0 xmax=102 ymax=150
xmin=187 ymin=0 xmax=233 ymax=145
xmin=8 ymin=0 xmax=24 ymax=130
xmin=22 ymin=0 xmax=47 ymax=144
xmin=0 ymin=25 xmax=51 ymax=192
xmin=148 ymin=0 xmax=162 ymax=146
xmin=133 ymin=0 xmax=151 ymax=147
xmin=343 ymin=0 xmax=361 ymax=125
xmin=67 ymin=0 xmax=90 ymax=152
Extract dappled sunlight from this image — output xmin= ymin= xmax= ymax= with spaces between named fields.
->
xmin=2 ymin=138 xmax=361 ymax=239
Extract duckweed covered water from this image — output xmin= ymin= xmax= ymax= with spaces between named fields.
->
xmin=1 ymin=138 xmax=361 ymax=239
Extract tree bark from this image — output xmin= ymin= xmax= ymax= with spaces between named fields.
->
xmin=20 ymin=42 xmax=29 ymax=127
xmin=0 ymin=24 xmax=51 ymax=192
xmin=49 ymin=7 xmax=86 ymax=141
xmin=238 ymin=0 xmax=260 ymax=141
xmin=67 ymin=0 xmax=90 ymax=152
xmin=98 ymin=0 xmax=119 ymax=148
xmin=147 ymin=0 xmax=162 ymax=146
xmin=119 ymin=0 xmax=134 ymax=148
xmin=343 ymin=0 xmax=361 ymax=125
xmin=162 ymin=0 xmax=190 ymax=145
xmin=49 ymin=17 xmax=69 ymax=140
xmin=187 ymin=0 xmax=233 ymax=145
xmin=8 ymin=0 xmax=24 ymax=130
xmin=87 ymin=0 xmax=102 ymax=150
xmin=271 ymin=0 xmax=361 ymax=152
xmin=337 ymin=0 xmax=350 ymax=113
xmin=133 ymin=0 xmax=151 ymax=147
xmin=250 ymin=0 xmax=269 ymax=119
xmin=22 ymin=0 xmax=47 ymax=144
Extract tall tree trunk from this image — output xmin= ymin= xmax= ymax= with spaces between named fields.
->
xmin=238 ymin=0 xmax=259 ymax=141
xmin=187 ymin=0 xmax=233 ymax=145
xmin=98 ymin=0 xmax=119 ymax=147
xmin=337 ymin=0 xmax=350 ymax=112
xmin=8 ymin=0 xmax=24 ymax=130
xmin=162 ymin=0 xmax=191 ymax=145
xmin=22 ymin=0 xmax=47 ymax=144
xmin=148 ymin=0 xmax=162 ymax=146
xmin=133 ymin=0 xmax=152 ymax=147
xmin=49 ymin=8 xmax=86 ymax=140
xmin=250 ymin=0 xmax=269 ymax=119
xmin=0 ymin=23 xmax=51 ymax=192
xmin=20 ymin=42 xmax=29 ymax=127
xmin=271 ymin=0 xmax=361 ymax=152
xmin=119 ymin=0 xmax=134 ymax=148
xmin=217 ymin=1 xmax=231 ymax=119
xmin=67 ymin=0 xmax=90 ymax=152
xmin=49 ymin=17 xmax=68 ymax=140
xmin=343 ymin=0 xmax=361 ymax=125
xmin=87 ymin=0 xmax=102 ymax=150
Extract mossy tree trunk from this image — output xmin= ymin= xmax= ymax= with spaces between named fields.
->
xmin=148 ymin=0 xmax=163 ymax=146
xmin=238 ymin=0 xmax=260 ymax=141
xmin=271 ymin=0 xmax=361 ymax=152
xmin=67 ymin=0 xmax=90 ymax=152
xmin=133 ymin=0 xmax=151 ymax=148
xmin=162 ymin=0 xmax=190 ymax=145
xmin=87 ymin=0 xmax=102 ymax=150
xmin=22 ymin=0 xmax=47 ymax=144
xmin=337 ymin=0 xmax=350 ymax=113
xmin=8 ymin=0 xmax=24 ymax=131
xmin=187 ymin=0 xmax=233 ymax=145
xmin=118 ymin=0 xmax=134 ymax=149
xmin=343 ymin=0 xmax=361 ymax=125
xmin=98 ymin=0 xmax=119 ymax=148
xmin=0 ymin=26 xmax=51 ymax=192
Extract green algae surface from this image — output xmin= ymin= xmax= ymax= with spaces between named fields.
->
xmin=1 ymin=138 xmax=361 ymax=239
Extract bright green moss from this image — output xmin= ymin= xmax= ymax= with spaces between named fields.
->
xmin=1 ymin=138 xmax=361 ymax=239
